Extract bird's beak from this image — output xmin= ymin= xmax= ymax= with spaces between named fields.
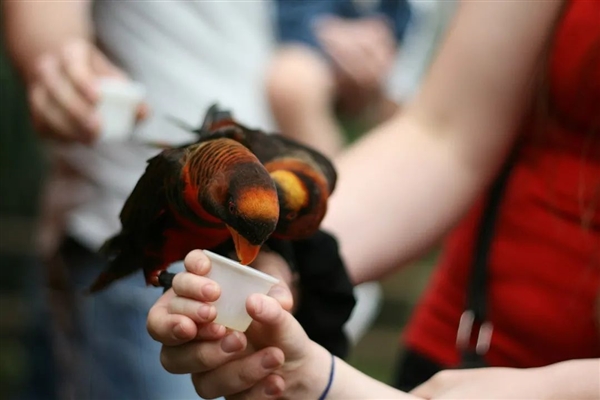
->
xmin=226 ymin=225 xmax=261 ymax=265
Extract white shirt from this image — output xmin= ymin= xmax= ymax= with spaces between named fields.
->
xmin=59 ymin=1 xmax=277 ymax=250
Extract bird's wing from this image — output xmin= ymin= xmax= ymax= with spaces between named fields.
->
xmin=180 ymin=104 xmax=337 ymax=193
xmin=118 ymin=147 xmax=185 ymax=232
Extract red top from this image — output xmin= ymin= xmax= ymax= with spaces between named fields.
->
xmin=404 ymin=0 xmax=600 ymax=368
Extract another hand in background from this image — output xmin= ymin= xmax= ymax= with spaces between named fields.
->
xmin=316 ymin=16 xmax=396 ymax=93
xmin=27 ymin=39 xmax=148 ymax=144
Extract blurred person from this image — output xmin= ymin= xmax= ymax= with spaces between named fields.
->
xmin=146 ymin=0 xmax=600 ymax=398
xmin=3 ymin=2 xmax=277 ymax=399
xmin=3 ymin=1 xmax=386 ymax=398
xmin=267 ymin=0 xmax=411 ymax=157
xmin=0 ymin=37 xmax=57 ymax=399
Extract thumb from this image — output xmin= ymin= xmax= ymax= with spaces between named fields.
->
xmin=245 ymin=294 xmax=307 ymax=359
xmin=251 ymin=252 xmax=294 ymax=312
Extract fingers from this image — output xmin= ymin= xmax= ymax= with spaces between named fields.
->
xmin=251 ymin=252 xmax=294 ymax=311
xmin=147 ymin=289 xmax=199 ymax=346
xmin=245 ymin=294 xmax=300 ymax=346
xmin=37 ymin=55 xmax=98 ymax=138
xmin=227 ymin=374 xmax=286 ymax=400
xmin=27 ymin=39 xmax=147 ymax=144
xmin=167 ymin=294 xmax=217 ymax=325
xmin=191 ymin=347 xmax=284 ymax=399
xmin=160 ymin=330 xmax=247 ymax=374
xmin=61 ymin=39 xmax=99 ymax=102
xmin=30 ymin=46 xmax=98 ymax=143
xmin=316 ymin=17 xmax=395 ymax=90
xmin=183 ymin=249 xmax=212 ymax=275
xmin=171 ymin=271 xmax=221 ymax=303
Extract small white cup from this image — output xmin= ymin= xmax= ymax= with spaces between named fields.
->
xmin=203 ymin=250 xmax=279 ymax=332
xmin=96 ymin=78 xmax=146 ymax=141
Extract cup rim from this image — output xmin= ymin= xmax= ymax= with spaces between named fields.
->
xmin=203 ymin=250 xmax=280 ymax=285
xmin=98 ymin=77 xmax=146 ymax=99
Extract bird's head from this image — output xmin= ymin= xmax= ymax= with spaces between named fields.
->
xmin=268 ymin=159 xmax=331 ymax=240
xmin=197 ymin=143 xmax=279 ymax=264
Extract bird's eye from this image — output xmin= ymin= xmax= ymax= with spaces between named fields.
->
xmin=228 ymin=202 xmax=236 ymax=214
xmin=286 ymin=211 xmax=297 ymax=220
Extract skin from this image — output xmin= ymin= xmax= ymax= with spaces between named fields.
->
xmin=266 ymin=16 xmax=398 ymax=159
xmin=3 ymin=0 xmax=147 ymax=145
xmin=152 ymin=255 xmax=599 ymax=399
xmin=144 ymin=1 xmax=600 ymax=399
xmin=7 ymin=0 xmax=596 ymax=398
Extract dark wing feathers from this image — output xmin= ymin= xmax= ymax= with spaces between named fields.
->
xmin=183 ymin=103 xmax=337 ymax=194
xmin=119 ymin=147 xmax=185 ymax=231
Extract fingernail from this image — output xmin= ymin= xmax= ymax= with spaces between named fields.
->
xmin=197 ymin=258 xmax=209 ymax=274
xmin=265 ymin=384 xmax=281 ymax=397
xmin=261 ymin=353 xmax=281 ymax=369
xmin=221 ymin=332 xmax=243 ymax=353
xmin=251 ymin=296 xmax=263 ymax=316
xmin=173 ymin=323 xmax=187 ymax=339
xmin=197 ymin=305 xmax=215 ymax=321
xmin=202 ymin=283 xmax=217 ymax=299
xmin=210 ymin=324 xmax=224 ymax=335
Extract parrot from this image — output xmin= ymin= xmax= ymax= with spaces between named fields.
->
xmin=187 ymin=104 xmax=337 ymax=241
xmin=88 ymin=133 xmax=280 ymax=292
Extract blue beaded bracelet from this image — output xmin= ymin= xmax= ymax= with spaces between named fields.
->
xmin=318 ymin=353 xmax=335 ymax=400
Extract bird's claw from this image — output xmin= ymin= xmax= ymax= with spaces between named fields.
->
xmin=158 ymin=271 xmax=176 ymax=293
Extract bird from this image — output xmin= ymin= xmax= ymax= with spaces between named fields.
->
xmin=187 ymin=104 xmax=338 ymax=241
xmin=88 ymin=132 xmax=280 ymax=293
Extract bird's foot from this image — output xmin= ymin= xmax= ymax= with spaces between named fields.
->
xmin=156 ymin=271 xmax=176 ymax=293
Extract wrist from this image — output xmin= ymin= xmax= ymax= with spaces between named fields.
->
xmin=287 ymin=342 xmax=333 ymax=399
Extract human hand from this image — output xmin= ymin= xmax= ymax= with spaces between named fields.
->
xmin=315 ymin=16 xmax=396 ymax=91
xmin=146 ymin=250 xmax=295 ymax=363
xmin=411 ymin=366 xmax=558 ymax=399
xmin=27 ymin=38 xmax=148 ymax=144
xmin=190 ymin=293 xmax=329 ymax=399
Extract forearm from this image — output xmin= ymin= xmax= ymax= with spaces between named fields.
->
xmin=323 ymin=0 xmax=561 ymax=285
xmin=542 ymin=358 xmax=600 ymax=400
xmin=3 ymin=1 xmax=92 ymax=80
xmin=322 ymin=113 xmax=487 ymax=284
xmin=303 ymin=343 xmax=419 ymax=399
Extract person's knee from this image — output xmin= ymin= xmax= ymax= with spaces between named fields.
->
xmin=266 ymin=45 xmax=335 ymax=112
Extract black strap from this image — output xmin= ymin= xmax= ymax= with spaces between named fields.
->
xmin=458 ymin=148 xmax=519 ymax=366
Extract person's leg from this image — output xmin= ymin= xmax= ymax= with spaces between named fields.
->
xmin=266 ymin=45 xmax=346 ymax=158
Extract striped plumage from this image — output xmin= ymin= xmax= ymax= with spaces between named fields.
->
xmin=89 ymin=135 xmax=279 ymax=293
xmin=192 ymin=104 xmax=337 ymax=241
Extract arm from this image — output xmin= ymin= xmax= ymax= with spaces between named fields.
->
xmin=323 ymin=0 xmax=564 ymax=284
xmin=150 ymin=253 xmax=597 ymax=400
xmin=411 ymin=358 xmax=600 ymax=399
xmin=3 ymin=1 xmax=93 ymax=81
xmin=3 ymin=1 xmax=143 ymax=144
xmin=152 ymin=252 xmax=419 ymax=399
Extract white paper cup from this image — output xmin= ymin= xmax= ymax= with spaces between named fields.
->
xmin=203 ymin=250 xmax=279 ymax=332
xmin=96 ymin=78 xmax=146 ymax=141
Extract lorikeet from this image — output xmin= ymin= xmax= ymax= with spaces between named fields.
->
xmin=189 ymin=104 xmax=337 ymax=241
xmin=88 ymin=134 xmax=280 ymax=293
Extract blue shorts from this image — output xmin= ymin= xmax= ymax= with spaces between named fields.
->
xmin=275 ymin=0 xmax=411 ymax=51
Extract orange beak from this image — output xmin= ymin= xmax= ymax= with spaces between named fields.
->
xmin=226 ymin=225 xmax=261 ymax=265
